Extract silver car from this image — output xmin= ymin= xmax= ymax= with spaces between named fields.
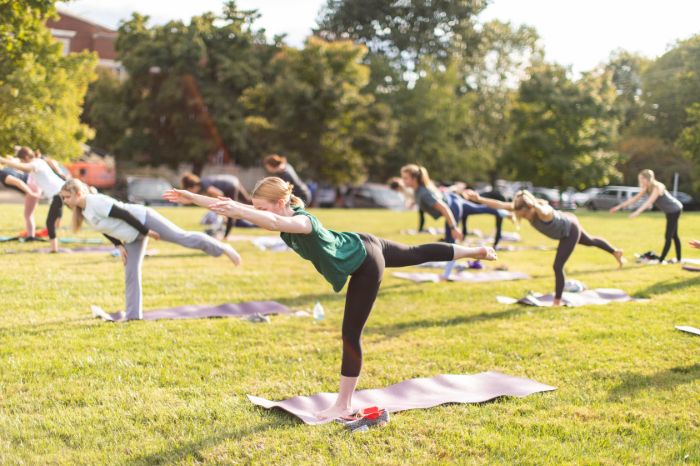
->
xmin=588 ymin=186 xmax=645 ymax=211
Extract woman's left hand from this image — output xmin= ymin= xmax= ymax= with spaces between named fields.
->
xmin=210 ymin=199 xmax=240 ymax=217
xmin=628 ymin=211 xmax=640 ymax=218
xmin=451 ymin=226 xmax=464 ymax=242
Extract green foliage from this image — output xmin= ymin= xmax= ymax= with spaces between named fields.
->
xmin=242 ymin=37 xmax=396 ymax=184
xmin=504 ymin=62 xmax=621 ymax=188
xmin=0 ymin=0 xmax=96 ymax=159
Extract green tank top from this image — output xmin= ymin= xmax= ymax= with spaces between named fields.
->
xmin=280 ymin=207 xmax=368 ymax=292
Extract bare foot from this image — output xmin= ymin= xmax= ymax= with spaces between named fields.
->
xmin=475 ymin=246 xmax=497 ymax=261
xmin=315 ymin=404 xmax=353 ymax=421
xmin=223 ymin=245 xmax=241 ymax=266
xmin=613 ymin=249 xmax=625 ymax=268
xmin=552 ymin=298 xmax=564 ymax=307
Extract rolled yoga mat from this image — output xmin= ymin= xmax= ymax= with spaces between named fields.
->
xmin=496 ymin=288 xmax=647 ymax=307
xmin=92 ymin=300 xmax=291 ymax=322
xmin=248 ymin=371 xmax=556 ymax=425
xmin=393 ymin=270 xmax=529 ymax=284
xmin=675 ymin=325 xmax=700 ymax=336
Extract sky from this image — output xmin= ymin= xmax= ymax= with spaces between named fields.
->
xmin=58 ymin=0 xmax=700 ymax=74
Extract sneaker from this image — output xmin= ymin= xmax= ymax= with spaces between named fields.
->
xmin=338 ymin=406 xmax=390 ymax=432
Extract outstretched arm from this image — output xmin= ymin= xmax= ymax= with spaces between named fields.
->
xmin=464 ymin=190 xmax=514 ymax=210
xmin=610 ymin=190 xmax=644 ymax=213
xmin=163 ymin=189 xmax=219 ymax=208
xmin=209 ymin=199 xmax=312 ymax=234
xmin=629 ymin=189 xmax=659 ymax=218
xmin=0 ymin=156 xmax=34 ymax=173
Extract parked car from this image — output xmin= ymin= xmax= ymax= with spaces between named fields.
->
xmin=343 ymin=183 xmax=406 ymax=210
xmin=316 ymin=184 xmax=338 ymax=208
xmin=587 ymin=186 xmax=643 ymax=211
xmin=571 ymin=187 xmax=601 ymax=207
xmin=531 ymin=187 xmax=561 ymax=209
xmin=126 ymin=176 xmax=175 ymax=206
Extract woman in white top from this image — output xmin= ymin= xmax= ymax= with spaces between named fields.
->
xmin=0 ymin=147 xmax=66 ymax=252
xmin=60 ymin=179 xmax=241 ymax=320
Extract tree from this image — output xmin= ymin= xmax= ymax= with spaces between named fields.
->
xmin=503 ymin=62 xmax=621 ymax=188
xmin=638 ymin=35 xmax=700 ymax=142
xmin=316 ymin=0 xmax=490 ymax=89
xmin=88 ymin=2 xmax=277 ymax=171
xmin=242 ymin=37 xmax=396 ymax=184
xmin=0 ymin=1 xmax=96 ymax=159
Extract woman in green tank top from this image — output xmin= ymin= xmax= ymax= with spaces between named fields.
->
xmin=164 ymin=177 xmax=496 ymax=422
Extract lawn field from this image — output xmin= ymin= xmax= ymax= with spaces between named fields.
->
xmin=1 ymin=204 xmax=699 ymax=465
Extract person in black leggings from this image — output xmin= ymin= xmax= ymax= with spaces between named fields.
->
xmin=164 ymin=176 xmax=497 ymax=421
xmin=610 ymin=169 xmax=683 ymax=263
xmin=467 ymin=189 xmax=624 ymax=306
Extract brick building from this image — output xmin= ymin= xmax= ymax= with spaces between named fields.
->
xmin=46 ymin=11 xmax=124 ymax=76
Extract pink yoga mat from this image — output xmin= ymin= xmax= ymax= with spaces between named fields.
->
xmin=393 ymin=271 xmax=529 ymax=283
xmin=497 ymin=288 xmax=646 ymax=307
xmin=248 ymin=371 xmax=556 ymax=425
xmin=93 ymin=301 xmax=291 ymax=322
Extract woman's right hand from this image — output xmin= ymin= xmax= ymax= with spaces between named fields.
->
xmin=609 ymin=206 xmax=620 ymax=213
xmin=463 ymin=189 xmax=480 ymax=202
xmin=118 ymin=245 xmax=128 ymax=265
xmin=689 ymin=239 xmax=700 ymax=249
xmin=162 ymin=189 xmax=193 ymax=204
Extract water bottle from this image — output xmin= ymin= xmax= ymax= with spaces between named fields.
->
xmin=313 ymin=301 xmax=325 ymax=321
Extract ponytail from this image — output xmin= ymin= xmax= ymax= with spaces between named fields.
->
xmin=638 ymin=169 xmax=665 ymax=194
xmin=253 ymin=176 xmax=305 ymax=208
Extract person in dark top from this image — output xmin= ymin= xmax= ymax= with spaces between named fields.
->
xmin=181 ymin=172 xmax=253 ymax=237
xmin=466 ymin=189 xmax=624 ymax=306
xmin=263 ymin=154 xmax=312 ymax=205
xmin=163 ymin=176 xmax=496 ymax=422
xmin=610 ymin=169 xmax=684 ymax=263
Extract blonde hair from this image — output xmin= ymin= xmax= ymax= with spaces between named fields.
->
xmin=512 ymin=190 xmax=546 ymax=221
xmin=252 ymin=176 xmax=304 ymax=208
xmin=638 ymin=169 xmax=665 ymax=194
xmin=60 ymin=179 xmax=91 ymax=232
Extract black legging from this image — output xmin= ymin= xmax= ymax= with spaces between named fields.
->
xmin=462 ymin=214 xmax=503 ymax=248
xmin=46 ymin=195 xmax=63 ymax=240
xmin=341 ymin=234 xmax=454 ymax=377
xmin=553 ymin=219 xmax=616 ymax=299
xmin=659 ymin=211 xmax=681 ymax=262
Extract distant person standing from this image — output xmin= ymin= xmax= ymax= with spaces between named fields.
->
xmin=263 ymin=154 xmax=311 ymax=206
xmin=609 ymin=169 xmax=683 ymax=263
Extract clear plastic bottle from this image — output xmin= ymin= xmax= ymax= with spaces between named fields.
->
xmin=313 ymin=301 xmax=325 ymax=321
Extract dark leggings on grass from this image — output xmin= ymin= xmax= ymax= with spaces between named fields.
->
xmin=46 ymin=195 xmax=63 ymax=240
xmin=341 ymin=234 xmax=454 ymax=377
xmin=659 ymin=211 xmax=681 ymax=262
xmin=553 ymin=220 xmax=615 ymax=299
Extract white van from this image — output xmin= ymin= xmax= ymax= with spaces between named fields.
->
xmin=588 ymin=186 xmax=645 ymax=211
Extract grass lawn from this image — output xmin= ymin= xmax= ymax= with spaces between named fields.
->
xmin=1 ymin=204 xmax=699 ymax=464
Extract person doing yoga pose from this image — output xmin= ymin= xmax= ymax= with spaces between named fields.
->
xmin=163 ymin=177 xmax=497 ymax=421
xmin=466 ymin=189 xmax=624 ymax=306
xmin=610 ymin=169 xmax=683 ymax=263
xmin=0 ymin=147 xmax=66 ymax=252
xmin=61 ymin=179 xmax=240 ymax=320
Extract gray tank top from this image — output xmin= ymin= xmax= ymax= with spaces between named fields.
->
xmin=530 ymin=210 xmax=572 ymax=240
xmin=653 ymin=190 xmax=682 ymax=214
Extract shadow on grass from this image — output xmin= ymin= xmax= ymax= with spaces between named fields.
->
xmin=608 ymin=364 xmax=700 ymax=401
xmin=272 ymin=282 xmax=418 ymax=308
xmin=634 ymin=276 xmax=700 ymax=298
xmin=365 ymin=306 xmax=533 ymax=340
xmin=123 ymin=418 xmax=296 ymax=465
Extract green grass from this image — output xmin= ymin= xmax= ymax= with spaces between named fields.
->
xmin=1 ymin=205 xmax=699 ymax=465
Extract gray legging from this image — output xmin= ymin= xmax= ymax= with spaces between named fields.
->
xmin=553 ymin=218 xmax=616 ymax=300
xmin=124 ymin=208 xmax=225 ymax=320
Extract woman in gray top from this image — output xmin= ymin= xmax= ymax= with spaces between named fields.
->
xmin=610 ymin=169 xmax=683 ymax=263
xmin=467 ymin=189 xmax=624 ymax=306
